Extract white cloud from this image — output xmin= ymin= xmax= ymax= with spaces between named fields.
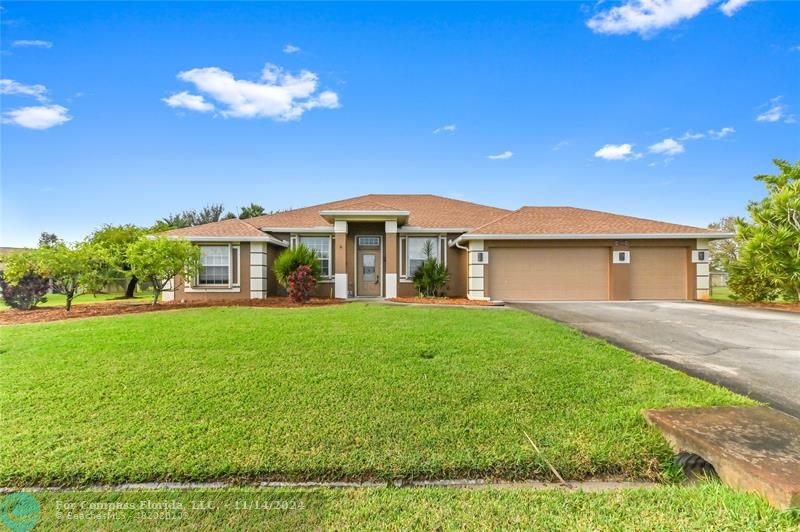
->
xmin=283 ymin=44 xmax=301 ymax=54
xmin=594 ymin=143 xmax=640 ymax=160
xmin=587 ymin=0 xmax=714 ymax=37
xmin=162 ymin=91 xmax=214 ymax=112
xmin=12 ymin=39 xmax=53 ymax=48
xmin=487 ymin=150 xmax=513 ymax=160
xmin=679 ymin=131 xmax=705 ymax=140
xmin=649 ymin=138 xmax=685 ymax=155
xmin=2 ymin=104 xmax=71 ymax=129
xmin=707 ymin=126 xmax=735 ymax=138
xmin=719 ymin=0 xmax=754 ymax=16
xmin=756 ymin=96 xmax=792 ymax=123
xmin=0 ymin=79 xmax=48 ymax=102
xmin=552 ymin=140 xmax=570 ymax=151
xmin=433 ymin=124 xmax=456 ymax=135
xmin=167 ymin=63 xmax=340 ymax=121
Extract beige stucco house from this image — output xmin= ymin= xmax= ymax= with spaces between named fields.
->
xmin=162 ymin=194 xmax=730 ymax=302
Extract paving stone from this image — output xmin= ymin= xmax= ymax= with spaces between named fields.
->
xmin=644 ymin=406 xmax=800 ymax=509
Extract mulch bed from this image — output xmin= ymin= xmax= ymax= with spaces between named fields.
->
xmin=0 ymin=298 xmax=343 ymax=326
xmin=700 ymin=300 xmax=800 ymax=314
xmin=387 ymin=297 xmax=498 ymax=306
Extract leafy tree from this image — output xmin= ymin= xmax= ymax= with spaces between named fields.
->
xmin=707 ymin=216 xmax=739 ymax=272
xmin=38 ymin=232 xmax=62 ymax=248
xmin=728 ymin=159 xmax=800 ymax=302
xmin=239 ymin=203 xmax=265 ymax=219
xmin=155 ymin=203 xmax=226 ymax=230
xmin=127 ymin=237 xmax=201 ymax=305
xmin=273 ymin=245 xmax=321 ymax=302
xmin=0 ymin=251 xmax=50 ymax=310
xmin=90 ymin=224 xmax=147 ymax=297
xmin=0 ymin=271 xmax=50 ymax=310
xmin=9 ymin=242 xmax=109 ymax=310
xmin=413 ymin=240 xmax=450 ymax=297
xmin=222 ymin=211 xmax=237 ymax=220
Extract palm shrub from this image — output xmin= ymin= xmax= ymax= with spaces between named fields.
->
xmin=273 ymin=245 xmax=321 ymax=303
xmin=413 ymin=240 xmax=450 ymax=297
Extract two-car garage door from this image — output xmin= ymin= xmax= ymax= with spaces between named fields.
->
xmin=488 ymin=246 xmax=688 ymax=301
xmin=489 ymin=247 xmax=610 ymax=301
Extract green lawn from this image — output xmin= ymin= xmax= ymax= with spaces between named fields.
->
xmin=0 ymin=304 xmax=752 ymax=487
xmin=23 ymin=483 xmax=799 ymax=530
xmin=0 ymin=291 xmax=155 ymax=310
xmin=710 ymin=286 xmax=734 ymax=301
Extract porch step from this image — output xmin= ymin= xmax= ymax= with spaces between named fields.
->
xmin=644 ymin=406 xmax=800 ymax=509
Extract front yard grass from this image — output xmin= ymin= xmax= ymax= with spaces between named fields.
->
xmin=27 ymin=483 xmax=800 ymax=530
xmin=0 ymin=304 xmax=752 ymax=486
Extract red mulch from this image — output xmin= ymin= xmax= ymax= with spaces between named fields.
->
xmin=387 ymin=297 xmax=498 ymax=307
xmin=0 ymin=297 xmax=343 ymax=326
xmin=700 ymin=300 xmax=800 ymax=314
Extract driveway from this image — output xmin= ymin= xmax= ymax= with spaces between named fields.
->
xmin=512 ymin=301 xmax=800 ymax=418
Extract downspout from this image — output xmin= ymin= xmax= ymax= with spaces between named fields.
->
xmin=450 ymin=235 xmax=469 ymax=252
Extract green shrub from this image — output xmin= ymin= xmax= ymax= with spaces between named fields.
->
xmin=412 ymin=241 xmax=449 ymax=297
xmin=273 ymin=245 xmax=322 ymax=291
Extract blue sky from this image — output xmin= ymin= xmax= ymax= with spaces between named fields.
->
xmin=1 ymin=1 xmax=798 ymax=247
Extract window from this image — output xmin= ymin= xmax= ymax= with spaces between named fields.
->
xmin=358 ymin=236 xmax=380 ymax=247
xmin=198 ymin=245 xmax=230 ymax=286
xmin=299 ymin=236 xmax=331 ymax=277
xmin=407 ymin=236 xmax=440 ymax=276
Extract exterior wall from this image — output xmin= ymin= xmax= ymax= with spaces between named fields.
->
xmin=695 ymin=238 xmax=710 ymax=300
xmin=173 ymin=242 xmax=252 ymax=302
xmin=480 ymin=238 xmax=698 ymax=301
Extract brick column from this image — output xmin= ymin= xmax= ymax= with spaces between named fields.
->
xmin=334 ymin=220 xmax=348 ymax=299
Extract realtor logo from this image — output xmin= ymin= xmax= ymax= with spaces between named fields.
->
xmin=0 ymin=492 xmax=40 ymax=532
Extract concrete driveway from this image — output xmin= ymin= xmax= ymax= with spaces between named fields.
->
xmin=511 ymin=301 xmax=800 ymax=418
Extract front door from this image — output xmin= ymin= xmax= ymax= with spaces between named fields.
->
xmin=357 ymin=249 xmax=381 ymax=297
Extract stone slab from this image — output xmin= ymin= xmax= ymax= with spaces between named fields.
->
xmin=644 ymin=406 xmax=800 ymax=509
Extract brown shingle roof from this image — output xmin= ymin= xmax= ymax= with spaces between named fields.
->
xmin=162 ymin=218 xmax=268 ymax=238
xmin=246 ymin=194 xmax=510 ymax=229
xmin=467 ymin=207 xmax=720 ymax=235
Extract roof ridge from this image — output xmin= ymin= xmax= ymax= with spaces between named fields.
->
xmin=466 ymin=207 xmax=525 ymax=234
xmin=518 ymin=206 xmax=709 ymax=232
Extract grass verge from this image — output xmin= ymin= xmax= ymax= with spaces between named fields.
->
xmin=16 ymin=483 xmax=799 ymax=530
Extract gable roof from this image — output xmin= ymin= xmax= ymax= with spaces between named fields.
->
xmin=246 ymin=194 xmax=511 ymax=230
xmin=162 ymin=217 xmax=277 ymax=239
xmin=464 ymin=207 xmax=726 ymax=238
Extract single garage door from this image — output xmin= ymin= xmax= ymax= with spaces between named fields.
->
xmin=489 ymin=247 xmax=609 ymax=301
xmin=630 ymin=247 xmax=687 ymax=300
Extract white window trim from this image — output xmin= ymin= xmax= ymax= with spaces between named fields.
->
xmin=401 ymin=234 xmax=447 ymax=281
xmin=293 ymin=234 xmax=333 ymax=279
xmin=192 ymin=243 xmax=240 ymax=289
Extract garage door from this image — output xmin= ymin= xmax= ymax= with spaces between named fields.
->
xmin=630 ymin=247 xmax=687 ymax=300
xmin=489 ymin=247 xmax=609 ymax=301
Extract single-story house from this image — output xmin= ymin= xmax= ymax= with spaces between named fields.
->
xmin=162 ymin=194 xmax=730 ymax=302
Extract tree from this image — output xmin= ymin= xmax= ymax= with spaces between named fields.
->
xmin=728 ymin=159 xmax=800 ymax=301
xmin=0 ymin=271 xmax=50 ymax=310
xmin=273 ymin=245 xmax=321 ymax=303
xmin=127 ymin=237 xmax=201 ymax=305
xmin=90 ymin=224 xmax=146 ymax=297
xmin=222 ymin=211 xmax=237 ymax=220
xmin=412 ymin=240 xmax=450 ymax=297
xmin=38 ymin=232 xmax=62 ymax=248
xmin=707 ymin=216 xmax=739 ymax=272
xmin=155 ymin=203 xmax=226 ymax=230
xmin=13 ymin=242 xmax=109 ymax=310
xmin=239 ymin=203 xmax=265 ymax=219
xmin=0 ymin=251 xmax=50 ymax=310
